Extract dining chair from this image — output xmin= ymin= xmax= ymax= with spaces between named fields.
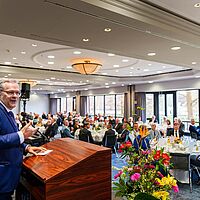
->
xmin=170 ymin=153 xmax=192 ymax=192
xmin=104 ymin=134 xmax=118 ymax=157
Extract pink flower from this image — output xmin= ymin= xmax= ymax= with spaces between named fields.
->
xmin=130 ymin=173 xmax=141 ymax=181
xmin=172 ymin=185 xmax=179 ymax=193
xmin=141 ymin=150 xmax=151 ymax=155
xmin=114 ymin=170 xmax=123 ymax=179
xmin=157 ymin=171 xmax=164 ymax=178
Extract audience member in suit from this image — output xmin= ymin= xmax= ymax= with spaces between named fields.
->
xmin=72 ymin=120 xmax=80 ymax=136
xmin=115 ymin=118 xmax=123 ymax=135
xmin=166 ymin=122 xmax=184 ymax=138
xmin=117 ymin=123 xmax=130 ymax=143
xmin=189 ymin=118 xmax=200 ymax=135
xmin=102 ymin=124 xmax=116 ymax=146
xmin=133 ymin=125 xmax=150 ymax=151
xmin=45 ymin=117 xmax=59 ymax=138
xmin=148 ymin=123 xmax=161 ymax=141
xmin=61 ymin=119 xmax=74 ymax=138
xmin=0 ymin=80 xmax=45 ymax=200
xmin=178 ymin=118 xmax=185 ymax=132
xmin=78 ymin=122 xmax=94 ymax=143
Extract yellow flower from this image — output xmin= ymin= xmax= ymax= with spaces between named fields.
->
xmin=156 ymin=175 xmax=177 ymax=187
xmin=153 ymin=191 xmax=169 ymax=200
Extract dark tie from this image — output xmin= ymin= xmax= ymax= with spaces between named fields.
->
xmin=8 ymin=111 xmax=17 ymax=127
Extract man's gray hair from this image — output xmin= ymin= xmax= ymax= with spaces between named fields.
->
xmin=0 ymin=79 xmax=19 ymax=92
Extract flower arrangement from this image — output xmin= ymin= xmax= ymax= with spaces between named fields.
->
xmin=113 ymin=142 xmax=179 ymax=200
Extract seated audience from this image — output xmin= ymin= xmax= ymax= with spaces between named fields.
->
xmin=166 ymin=122 xmax=184 ymax=138
xmin=178 ymin=118 xmax=185 ymax=132
xmin=149 ymin=115 xmax=158 ymax=123
xmin=136 ymin=116 xmax=143 ymax=126
xmin=115 ymin=118 xmax=123 ymax=135
xmin=118 ymin=123 xmax=130 ymax=143
xmin=102 ymin=124 xmax=116 ymax=146
xmin=189 ymin=118 xmax=200 ymax=135
xmin=133 ymin=125 xmax=150 ymax=151
xmin=61 ymin=119 xmax=74 ymax=138
xmin=45 ymin=117 xmax=59 ymax=138
xmin=148 ymin=123 xmax=161 ymax=141
xmin=78 ymin=122 xmax=94 ymax=143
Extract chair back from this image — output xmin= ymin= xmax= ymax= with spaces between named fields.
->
xmin=104 ymin=134 xmax=117 ymax=147
xmin=170 ymin=153 xmax=190 ymax=170
xmin=78 ymin=130 xmax=90 ymax=142
xmin=191 ymin=132 xmax=198 ymax=139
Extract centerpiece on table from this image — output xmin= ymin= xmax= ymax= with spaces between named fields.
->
xmin=113 ymin=141 xmax=179 ymax=200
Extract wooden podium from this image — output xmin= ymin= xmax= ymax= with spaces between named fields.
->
xmin=16 ymin=138 xmax=111 ymax=200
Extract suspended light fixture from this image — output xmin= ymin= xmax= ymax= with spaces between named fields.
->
xmin=72 ymin=60 xmax=102 ymax=75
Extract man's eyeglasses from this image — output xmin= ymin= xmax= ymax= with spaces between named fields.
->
xmin=2 ymin=90 xmax=21 ymax=96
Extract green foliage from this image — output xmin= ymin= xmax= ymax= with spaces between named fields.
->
xmin=134 ymin=193 xmax=159 ymax=200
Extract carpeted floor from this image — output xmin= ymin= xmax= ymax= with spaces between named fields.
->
xmin=111 ymin=154 xmax=200 ymax=200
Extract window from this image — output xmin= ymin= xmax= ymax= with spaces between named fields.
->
xmin=177 ymin=90 xmax=199 ymax=121
xmin=146 ymin=94 xmax=154 ymax=119
xmin=87 ymin=96 xmax=94 ymax=116
xmin=105 ymin=95 xmax=115 ymax=116
xmin=116 ymin=94 xmax=124 ymax=117
xmin=66 ymin=97 xmax=73 ymax=113
xmin=95 ymin=96 xmax=104 ymax=115
xmin=60 ymin=97 xmax=66 ymax=113
xmin=57 ymin=98 xmax=61 ymax=112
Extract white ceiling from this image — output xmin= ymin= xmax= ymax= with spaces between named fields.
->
xmin=0 ymin=0 xmax=200 ymax=94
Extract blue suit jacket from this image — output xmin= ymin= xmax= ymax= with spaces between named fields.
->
xmin=0 ymin=103 xmax=26 ymax=193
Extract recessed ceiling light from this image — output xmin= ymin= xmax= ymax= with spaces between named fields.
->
xmin=4 ymin=75 xmax=8 ymax=78
xmin=21 ymin=51 xmax=26 ymax=54
xmin=147 ymin=52 xmax=156 ymax=56
xmin=107 ymin=53 xmax=115 ymax=56
xmin=130 ymin=67 xmax=134 ymax=70
xmin=157 ymin=71 xmax=162 ymax=73
xmin=102 ymin=72 xmax=108 ymax=75
xmin=113 ymin=64 xmax=119 ymax=68
xmin=122 ymin=59 xmax=129 ymax=62
xmin=45 ymin=78 xmax=50 ymax=81
xmin=115 ymin=70 xmax=119 ymax=72
xmin=86 ymin=80 xmax=89 ymax=82
xmin=32 ymin=44 xmax=37 ymax=47
xmin=4 ymin=61 xmax=11 ymax=65
xmin=148 ymin=63 xmax=152 ymax=66
xmin=105 ymin=86 xmax=110 ymax=88
xmin=8 ymin=74 xmax=11 ymax=76
xmin=143 ymin=69 xmax=149 ymax=72
xmin=48 ymin=61 xmax=54 ymax=65
xmin=66 ymin=66 xmax=72 ymax=69
xmin=121 ymin=84 xmax=124 ymax=86
xmin=192 ymin=62 xmax=197 ymax=65
xmin=48 ymin=55 xmax=55 ymax=59
xmin=82 ymin=38 xmax=89 ymax=42
xmin=40 ymin=65 xmax=44 ymax=68
xmin=148 ymin=81 xmax=154 ymax=83
xmin=104 ymin=28 xmax=112 ymax=32
xmin=112 ymin=82 xmax=116 ymax=84
xmin=171 ymin=46 xmax=181 ymax=50
xmin=84 ymin=88 xmax=88 ymax=91
xmin=162 ymin=66 xmax=166 ymax=68
xmin=195 ymin=76 xmax=200 ymax=78
xmin=12 ymin=57 xmax=17 ymax=60
xmin=129 ymin=74 xmax=133 ymax=76
xmin=105 ymin=83 xmax=109 ymax=85
xmin=73 ymin=51 xmax=82 ymax=55
xmin=194 ymin=3 xmax=200 ymax=7
xmin=130 ymin=71 xmax=133 ymax=74
xmin=51 ymin=77 xmax=56 ymax=80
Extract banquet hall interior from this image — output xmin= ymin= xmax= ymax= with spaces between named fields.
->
xmin=1 ymin=0 xmax=200 ymax=199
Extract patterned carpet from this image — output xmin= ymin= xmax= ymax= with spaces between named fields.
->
xmin=111 ymin=154 xmax=200 ymax=200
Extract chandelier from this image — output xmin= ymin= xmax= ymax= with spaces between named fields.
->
xmin=72 ymin=60 xmax=102 ymax=75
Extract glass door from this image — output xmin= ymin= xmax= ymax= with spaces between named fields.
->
xmin=158 ymin=92 xmax=176 ymax=123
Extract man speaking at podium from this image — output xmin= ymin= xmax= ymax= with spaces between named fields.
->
xmin=0 ymin=80 xmax=45 ymax=200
